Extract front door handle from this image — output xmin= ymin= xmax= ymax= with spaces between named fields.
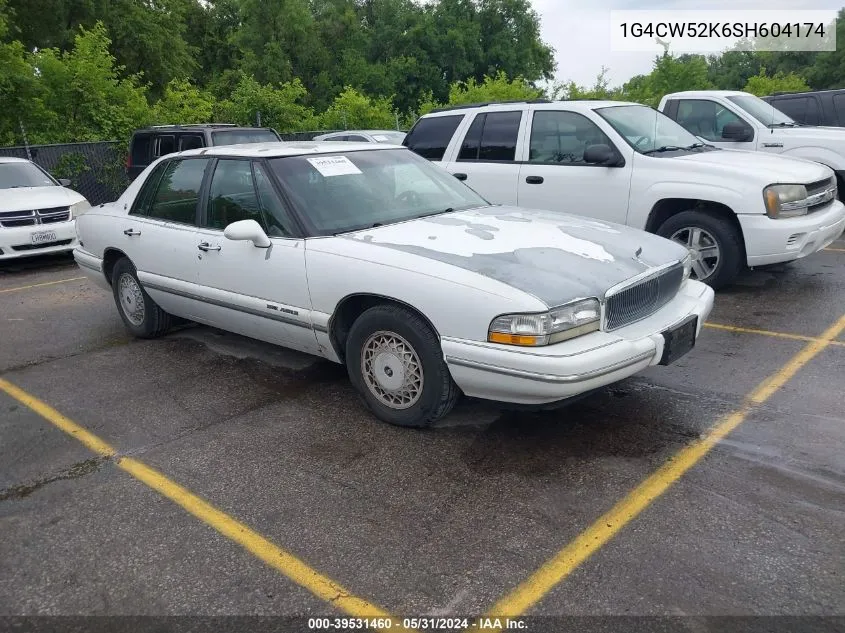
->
xmin=123 ymin=228 xmax=141 ymax=236
xmin=525 ymin=176 xmax=544 ymax=184
xmin=453 ymin=172 xmax=468 ymax=181
xmin=197 ymin=242 xmax=221 ymax=252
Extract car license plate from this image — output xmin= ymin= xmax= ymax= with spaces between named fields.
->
xmin=659 ymin=315 xmax=698 ymax=366
xmin=30 ymin=230 xmax=57 ymax=245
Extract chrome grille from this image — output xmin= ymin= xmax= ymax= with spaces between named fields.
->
xmin=604 ymin=264 xmax=685 ymax=330
xmin=0 ymin=206 xmax=70 ymax=228
xmin=806 ymin=177 xmax=837 ymax=214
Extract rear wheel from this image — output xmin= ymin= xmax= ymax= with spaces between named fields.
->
xmin=111 ymin=257 xmax=172 ymax=338
xmin=345 ymin=304 xmax=460 ymax=427
xmin=657 ymin=210 xmax=743 ymax=290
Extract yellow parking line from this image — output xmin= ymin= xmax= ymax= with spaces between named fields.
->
xmin=824 ymin=247 xmax=845 ymax=253
xmin=0 ymin=377 xmax=406 ymax=629
xmin=483 ymin=313 xmax=845 ymax=623
xmin=704 ymin=322 xmax=845 ymax=348
xmin=0 ymin=276 xmax=86 ymax=294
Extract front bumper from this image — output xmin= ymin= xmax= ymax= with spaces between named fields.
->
xmin=0 ymin=220 xmax=78 ymax=260
xmin=442 ymin=280 xmax=714 ymax=405
xmin=740 ymin=200 xmax=845 ymax=267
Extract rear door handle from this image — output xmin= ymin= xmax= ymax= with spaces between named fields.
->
xmin=525 ymin=176 xmax=544 ymax=184
xmin=197 ymin=242 xmax=221 ymax=252
xmin=123 ymin=228 xmax=141 ymax=236
xmin=453 ymin=172 xmax=468 ymax=181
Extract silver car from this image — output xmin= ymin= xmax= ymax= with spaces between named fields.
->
xmin=312 ymin=130 xmax=407 ymax=144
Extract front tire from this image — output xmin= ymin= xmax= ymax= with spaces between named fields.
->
xmin=111 ymin=257 xmax=172 ymax=338
xmin=345 ymin=304 xmax=460 ymax=427
xmin=657 ymin=210 xmax=744 ymax=290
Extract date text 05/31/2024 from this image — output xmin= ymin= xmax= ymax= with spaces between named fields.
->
xmin=307 ymin=618 xmax=528 ymax=630
xmin=619 ymin=21 xmax=827 ymax=39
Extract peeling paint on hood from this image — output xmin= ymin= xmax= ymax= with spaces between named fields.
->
xmin=345 ymin=205 xmax=689 ymax=307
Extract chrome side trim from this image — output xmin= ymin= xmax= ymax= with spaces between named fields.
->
xmin=440 ymin=336 xmax=621 ymax=358
xmin=142 ymin=281 xmax=313 ymax=330
xmin=444 ymin=350 xmax=654 ymax=384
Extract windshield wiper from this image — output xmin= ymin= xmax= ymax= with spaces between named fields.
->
xmin=641 ymin=145 xmax=685 ymax=155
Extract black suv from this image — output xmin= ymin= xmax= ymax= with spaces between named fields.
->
xmin=763 ymin=89 xmax=845 ymax=127
xmin=127 ymin=124 xmax=282 ymax=181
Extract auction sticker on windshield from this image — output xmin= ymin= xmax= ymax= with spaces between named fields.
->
xmin=307 ymin=156 xmax=362 ymax=177
xmin=30 ymin=230 xmax=58 ymax=245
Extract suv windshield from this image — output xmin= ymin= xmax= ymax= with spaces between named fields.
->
xmin=727 ymin=94 xmax=796 ymax=126
xmin=268 ymin=148 xmax=487 ymax=235
xmin=212 ymin=130 xmax=281 ymax=145
xmin=0 ymin=161 xmax=58 ymax=189
xmin=597 ymin=105 xmax=704 ymax=154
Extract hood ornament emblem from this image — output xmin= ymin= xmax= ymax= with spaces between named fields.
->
xmin=633 ymin=246 xmax=645 ymax=265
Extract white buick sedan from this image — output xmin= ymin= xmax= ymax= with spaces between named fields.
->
xmin=74 ymin=142 xmax=714 ymax=427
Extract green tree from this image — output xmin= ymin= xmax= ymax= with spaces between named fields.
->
xmin=318 ymin=86 xmax=397 ymax=129
xmin=214 ymin=74 xmax=315 ymax=131
xmin=152 ymin=79 xmax=215 ymax=124
xmin=30 ymin=23 xmax=151 ymax=143
xmin=551 ymin=67 xmax=620 ymax=101
xmin=447 ymin=71 xmax=542 ymax=106
xmin=743 ymin=68 xmax=810 ymax=97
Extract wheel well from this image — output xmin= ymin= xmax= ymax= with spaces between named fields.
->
xmin=646 ymin=198 xmax=746 ymax=253
xmin=102 ymin=248 xmax=128 ymax=286
xmin=329 ymin=294 xmax=439 ymax=363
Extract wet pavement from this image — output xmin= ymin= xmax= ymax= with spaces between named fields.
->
xmin=1 ymin=241 xmax=843 ymax=627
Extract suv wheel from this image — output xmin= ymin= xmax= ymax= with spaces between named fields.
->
xmin=657 ymin=210 xmax=744 ymax=290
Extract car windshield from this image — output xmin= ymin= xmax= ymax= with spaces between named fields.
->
xmin=371 ymin=132 xmax=407 ymax=144
xmin=596 ymin=104 xmax=703 ymax=154
xmin=268 ymin=148 xmax=488 ymax=235
xmin=727 ymin=95 xmax=796 ymax=126
xmin=0 ymin=162 xmax=58 ymax=189
xmin=212 ymin=130 xmax=280 ymax=145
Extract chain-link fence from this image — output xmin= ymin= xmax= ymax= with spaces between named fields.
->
xmin=0 ymin=130 xmax=405 ymax=206
xmin=0 ymin=141 xmax=128 ymax=206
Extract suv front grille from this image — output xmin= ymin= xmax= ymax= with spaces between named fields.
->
xmin=604 ymin=264 xmax=685 ymax=330
xmin=0 ymin=207 xmax=71 ymax=228
xmin=805 ymin=177 xmax=837 ymax=214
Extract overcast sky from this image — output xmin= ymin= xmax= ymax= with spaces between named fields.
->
xmin=530 ymin=0 xmax=843 ymax=88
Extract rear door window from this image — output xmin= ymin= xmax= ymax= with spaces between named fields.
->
xmin=155 ymin=135 xmax=177 ymax=158
xmin=130 ymin=134 xmax=152 ymax=166
xmin=403 ymin=115 xmax=463 ymax=160
xmin=147 ymin=158 xmax=209 ymax=224
xmin=179 ymin=135 xmax=204 ymax=151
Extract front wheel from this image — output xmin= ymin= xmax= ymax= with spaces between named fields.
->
xmin=111 ymin=257 xmax=172 ymax=338
xmin=657 ymin=210 xmax=744 ymax=290
xmin=345 ymin=305 xmax=460 ymax=427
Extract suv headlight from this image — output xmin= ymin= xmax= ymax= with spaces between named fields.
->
xmin=69 ymin=200 xmax=91 ymax=220
xmin=763 ymin=184 xmax=808 ymax=218
xmin=488 ymin=298 xmax=601 ymax=346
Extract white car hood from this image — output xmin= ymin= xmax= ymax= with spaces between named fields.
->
xmin=673 ymin=148 xmax=832 ymax=183
xmin=342 ymin=206 xmax=689 ymax=307
xmin=774 ymin=125 xmax=845 ymax=143
xmin=1 ymin=186 xmax=87 ymax=213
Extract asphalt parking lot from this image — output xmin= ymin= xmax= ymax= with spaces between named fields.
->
xmin=1 ymin=241 xmax=844 ymax=631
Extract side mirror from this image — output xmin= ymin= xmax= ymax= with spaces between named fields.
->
xmin=58 ymin=178 xmax=72 ymax=187
xmin=722 ymin=121 xmax=753 ymax=142
xmin=584 ymin=144 xmax=622 ymax=166
xmin=223 ymin=219 xmax=271 ymax=248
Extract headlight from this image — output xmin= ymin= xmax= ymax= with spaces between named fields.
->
xmin=763 ymin=184 xmax=808 ymax=219
xmin=69 ymin=200 xmax=91 ymax=219
xmin=681 ymin=252 xmax=693 ymax=282
xmin=488 ymin=298 xmax=601 ymax=346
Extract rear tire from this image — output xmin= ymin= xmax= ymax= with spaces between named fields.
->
xmin=111 ymin=257 xmax=172 ymax=338
xmin=345 ymin=304 xmax=460 ymax=427
xmin=657 ymin=210 xmax=744 ymax=290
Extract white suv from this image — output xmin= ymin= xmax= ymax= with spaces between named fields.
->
xmin=403 ymin=100 xmax=845 ymax=288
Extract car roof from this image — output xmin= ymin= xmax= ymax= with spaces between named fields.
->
xmin=317 ymin=130 xmax=404 ymax=136
xmin=176 ymin=141 xmax=404 ymax=159
xmin=0 ymin=157 xmax=31 ymax=164
xmin=662 ymin=90 xmax=750 ymax=99
xmin=421 ymin=100 xmax=643 ymax=117
xmin=134 ymin=125 xmax=276 ymax=134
